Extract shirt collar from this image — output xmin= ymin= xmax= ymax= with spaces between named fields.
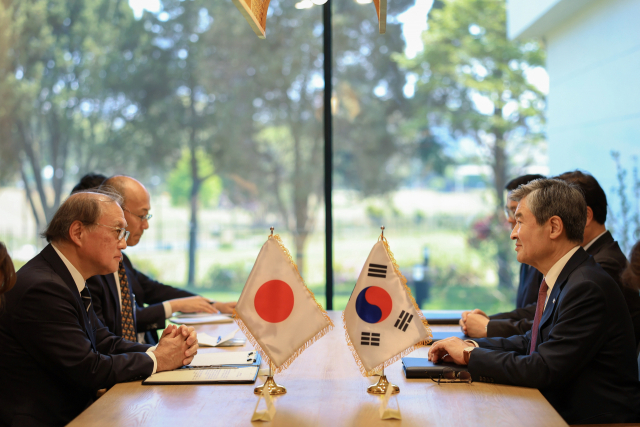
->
xmin=51 ymin=244 xmax=86 ymax=293
xmin=544 ymin=245 xmax=581 ymax=292
xmin=582 ymin=229 xmax=608 ymax=251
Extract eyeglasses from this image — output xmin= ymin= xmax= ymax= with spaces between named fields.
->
xmin=428 ymin=369 xmax=472 ymax=384
xmin=123 ymin=207 xmax=153 ymax=222
xmin=95 ymin=223 xmax=130 ymax=241
xmin=504 ymin=206 xmax=516 ymax=220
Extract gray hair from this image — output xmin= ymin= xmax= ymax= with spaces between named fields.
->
xmin=510 ymin=178 xmax=586 ymax=244
xmin=41 ymin=190 xmax=123 ymax=243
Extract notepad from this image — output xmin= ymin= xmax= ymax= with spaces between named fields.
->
xmin=168 ymin=313 xmax=234 ymax=325
xmin=189 ymin=351 xmax=259 ymax=367
xmin=143 ymin=366 xmax=259 ymax=385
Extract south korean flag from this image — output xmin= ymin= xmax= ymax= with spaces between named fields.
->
xmin=343 ymin=239 xmax=432 ymax=376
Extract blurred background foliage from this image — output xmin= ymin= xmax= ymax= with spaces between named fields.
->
xmin=0 ymin=0 xmax=548 ymax=312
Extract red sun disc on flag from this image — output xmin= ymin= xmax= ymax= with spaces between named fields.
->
xmin=254 ymin=280 xmax=295 ymax=323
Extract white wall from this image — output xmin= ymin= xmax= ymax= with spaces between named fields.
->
xmin=544 ymin=0 xmax=640 ymax=218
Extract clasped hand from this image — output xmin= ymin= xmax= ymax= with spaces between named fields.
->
xmin=459 ymin=308 xmax=489 ymax=337
xmin=154 ymin=324 xmax=199 ymax=372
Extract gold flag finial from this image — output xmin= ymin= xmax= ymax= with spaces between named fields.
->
xmin=381 ymin=225 xmax=385 ymax=237
xmin=270 ymin=226 xmax=274 ymax=236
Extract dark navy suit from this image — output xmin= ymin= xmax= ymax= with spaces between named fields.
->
xmin=87 ymin=253 xmax=195 ymax=343
xmin=487 ymin=231 xmax=640 ymax=344
xmin=0 ymin=245 xmax=153 ymax=426
xmin=470 ymin=248 xmax=640 ymax=424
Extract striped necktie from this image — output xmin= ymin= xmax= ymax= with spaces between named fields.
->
xmin=80 ymin=287 xmax=92 ymax=313
xmin=118 ymin=261 xmax=137 ymax=342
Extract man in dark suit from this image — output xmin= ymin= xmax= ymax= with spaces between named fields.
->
xmin=86 ymin=175 xmax=235 ymax=343
xmin=0 ymin=191 xmax=199 ymax=426
xmin=461 ymin=171 xmax=640 ymax=344
xmin=429 ymin=178 xmax=640 ymax=424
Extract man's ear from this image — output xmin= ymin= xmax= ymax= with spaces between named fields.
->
xmin=585 ymin=206 xmax=594 ymax=227
xmin=548 ymin=216 xmax=564 ymax=240
xmin=68 ymin=220 xmax=85 ymax=247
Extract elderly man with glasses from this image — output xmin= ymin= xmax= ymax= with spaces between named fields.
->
xmin=0 ymin=191 xmax=199 ymax=426
xmin=82 ymin=175 xmax=235 ymax=344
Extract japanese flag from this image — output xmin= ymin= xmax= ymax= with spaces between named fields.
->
xmin=343 ymin=239 xmax=431 ymax=376
xmin=234 ymin=235 xmax=333 ymax=372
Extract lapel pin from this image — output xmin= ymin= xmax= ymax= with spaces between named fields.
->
xmin=553 ymin=298 xmax=556 ymax=304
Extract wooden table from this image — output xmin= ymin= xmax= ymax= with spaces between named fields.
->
xmin=69 ymin=312 xmax=567 ymax=426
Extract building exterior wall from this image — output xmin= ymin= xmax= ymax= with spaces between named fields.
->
xmin=508 ymin=0 xmax=640 ymax=236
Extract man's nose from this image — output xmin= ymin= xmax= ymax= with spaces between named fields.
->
xmin=510 ymin=226 xmax=518 ymax=240
xmin=118 ymin=238 xmax=128 ymax=250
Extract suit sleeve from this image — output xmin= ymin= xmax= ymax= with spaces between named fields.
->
xmin=486 ymin=303 xmax=536 ymax=337
xmin=10 ymin=280 xmax=153 ymax=391
xmin=126 ymin=258 xmax=197 ymax=332
xmin=469 ymin=278 xmax=609 ymax=389
xmin=132 ymin=267 xmax=196 ymax=304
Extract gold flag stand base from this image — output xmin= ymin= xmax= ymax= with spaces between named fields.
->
xmin=367 ymin=368 xmax=399 ymax=395
xmin=254 ymin=376 xmax=287 ymax=396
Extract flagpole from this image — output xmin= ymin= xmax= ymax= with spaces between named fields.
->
xmin=366 ymin=225 xmax=400 ymax=395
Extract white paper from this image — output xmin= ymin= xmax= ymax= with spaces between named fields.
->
xmin=169 ymin=313 xmax=234 ymax=325
xmin=198 ymin=329 xmax=241 ymax=347
xmin=189 ymin=351 xmax=258 ymax=367
xmin=251 ymin=385 xmax=277 ymax=422
xmin=144 ymin=367 xmax=257 ymax=384
xmin=379 ymin=385 xmax=402 ymax=420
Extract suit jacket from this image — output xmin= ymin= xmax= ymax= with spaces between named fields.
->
xmin=86 ymin=253 xmax=195 ymax=343
xmin=470 ymin=248 xmax=640 ymax=424
xmin=487 ymin=231 xmax=640 ymax=344
xmin=0 ymin=245 xmax=154 ymax=427
xmin=515 ymin=263 xmax=543 ymax=309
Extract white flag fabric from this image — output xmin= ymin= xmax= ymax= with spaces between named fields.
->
xmin=235 ymin=235 xmax=333 ymax=372
xmin=343 ymin=239 xmax=431 ymax=376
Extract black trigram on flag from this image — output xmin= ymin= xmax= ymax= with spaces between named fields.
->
xmin=367 ymin=263 xmax=387 ymax=278
xmin=361 ymin=332 xmax=380 ymax=346
xmin=394 ymin=310 xmax=413 ymax=332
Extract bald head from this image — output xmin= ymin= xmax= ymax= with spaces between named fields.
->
xmin=42 ymin=191 xmax=123 ymax=243
xmin=102 ymin=176 xmax=151 ymax=247
xmin=102 ymin=176 xmax=148 ymax=208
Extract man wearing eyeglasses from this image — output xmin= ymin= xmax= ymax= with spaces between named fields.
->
xmin=429 ymin=178 xmax=640 ymax=424
xmin=0 ymin=191 xmax=199 ymax=426
xmin=460 ymin=174 xmax=544 ymax=337
xmin=85 ymin=175 xmax=235 ymax=344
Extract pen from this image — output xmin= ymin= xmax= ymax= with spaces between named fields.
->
xmin=184 ymin=366 xmax=240 ymax=370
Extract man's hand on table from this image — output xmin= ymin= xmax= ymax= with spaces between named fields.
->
xmin=210 ymin=301 xmax=236 ymax=314
xmin=154 ymin=324 xmax=199 ymax=372
xmin=459 ymin=308 xmax=489 ymax=337
xmin=169 ymin=296 xmax=217 ymax=314
xmin=428 ymin=337 xmax=470 ymax=365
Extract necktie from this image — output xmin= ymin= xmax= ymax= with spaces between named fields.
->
xmin=118 ymin=261 xmax=137 ymax=342
xmin=529 ymin=279 xmax=549 ymax=355
xmin=80 ymin=287 xmax=92 ymax=313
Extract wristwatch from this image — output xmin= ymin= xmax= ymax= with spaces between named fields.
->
xmin=463 ymin=346 xmax=475 ymax=364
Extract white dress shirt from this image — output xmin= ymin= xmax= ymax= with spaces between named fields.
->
xmin=51 ymin=244 xmax=157 ymax=373
xmin=542 ymin=245 xmax=580 ymax=309
xmin=582 ymin=230 xmax=607 ymax=251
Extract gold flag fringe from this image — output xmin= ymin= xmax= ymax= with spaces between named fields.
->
xmin=233 ymin=234 xmax=334 ymax=374
xmin=341 ymin=235 xmax=432 ymax=377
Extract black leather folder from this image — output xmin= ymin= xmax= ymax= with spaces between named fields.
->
xmin=402 ymin=357 xmax=469 ymax=379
